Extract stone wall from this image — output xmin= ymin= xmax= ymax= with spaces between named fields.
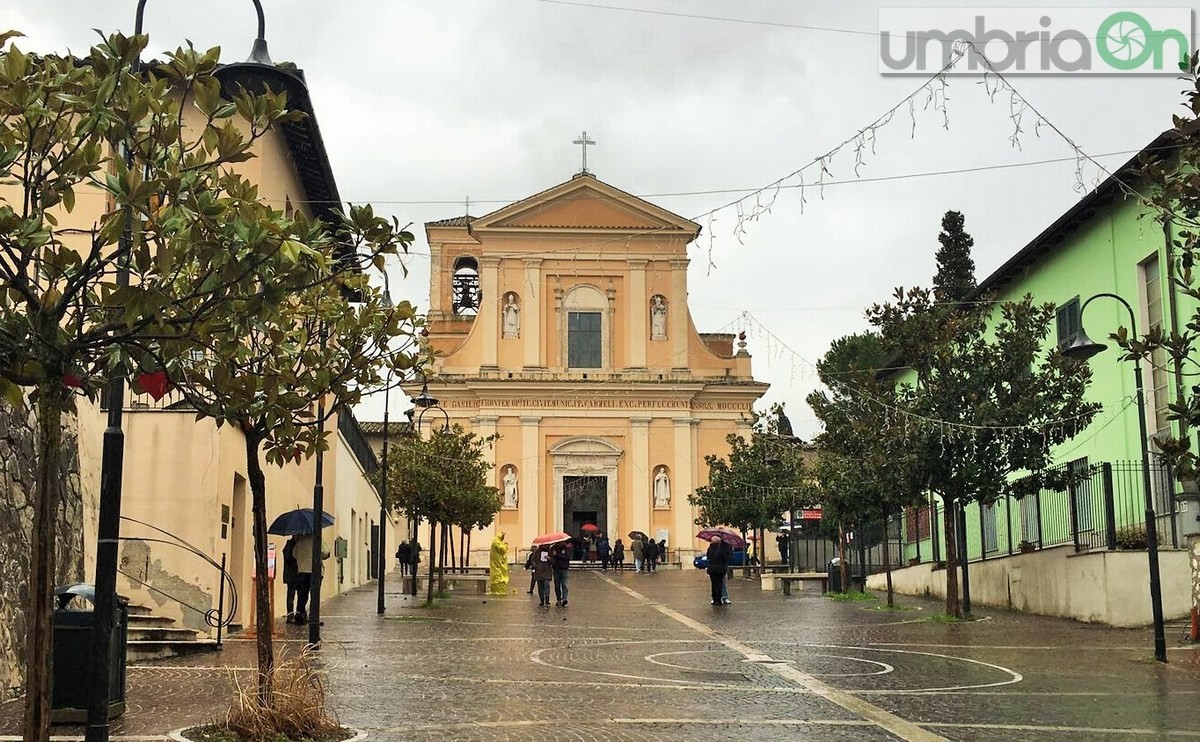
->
xmin=866 ymin=545 xmax=1192 ymax=627
xmin=0 ymin=401 xmax=85 ymax=699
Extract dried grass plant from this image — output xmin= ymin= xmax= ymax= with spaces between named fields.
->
xmin=218 ymin=646 xmax=345 ymax=742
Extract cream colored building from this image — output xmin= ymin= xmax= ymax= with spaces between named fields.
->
xmin=417 ymin=173 xmax=767 ymax=562
xmin=87 ymin=88 xmax=396 ymax=636
xmin=0 ymin=72 xmax=396 ymax=641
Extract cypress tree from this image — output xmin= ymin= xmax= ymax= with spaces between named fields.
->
xmin=933 ymin=210 xmax=977 ymax=305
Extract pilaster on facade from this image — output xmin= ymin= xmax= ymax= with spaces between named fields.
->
xmin=523 ymin=258 xmax=543 ymax=369
xmin=630 ymin=416 xmax=652 ymax=536
xmin=673 ymin=416 xmax=700 ymax=556
xmin=628 ymin=260 xmax=648 ymax=368
xmin=474 ymin=414 xmax=499 ymax=486
xmin=429 ymin=242 xmax=444 ymax=315
xmin=670 ymin=258 xmax=689 ymax=369
xmin=480 ymin=256 xmax=502 ymax=367
xmin=606 ymin=282 xmax=617 ymax=371
xmin=552 ymin=285 xmax=564 ymax=373
xmin=521 ymin=415 xmax=541 ymax=540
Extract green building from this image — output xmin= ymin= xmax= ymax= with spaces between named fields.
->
xmin=868 ymin=133 xmax=1196 ymax=627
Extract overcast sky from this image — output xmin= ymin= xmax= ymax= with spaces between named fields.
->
xmin=8 ymin=1 xmax=1194 ymax=437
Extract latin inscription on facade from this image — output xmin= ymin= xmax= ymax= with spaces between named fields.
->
xmin=443 ymin=398 xmax=746 ymax=411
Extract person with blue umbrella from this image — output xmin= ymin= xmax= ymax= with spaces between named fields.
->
xmin=268 ymin=508 xmax=334 ymax=624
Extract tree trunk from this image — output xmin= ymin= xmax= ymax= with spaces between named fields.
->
xmin=244 ymin=432 xmax=275 ymax=704
xmin=942 ymin=498 xmax=961 ymax=617
xmin=465 ymin=531 xmax=472 ymax=568
xmin=448 ymin=526 xmax=457 ymax=574
xmin=837 ymin=524 xmax=849 ymax=593
xmin=882 ymin=512 xmax=895 ymax=607
xmin=425 ymin=521 xmax=437 ymax=605
xmin=438 ymin=523 xmax=448 ymax=594
xmin=23 ymin=384 xmax=66 ymax=742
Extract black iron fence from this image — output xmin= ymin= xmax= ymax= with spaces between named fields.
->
xmin=337 ymin=406 xmax=379 ymax=477
xmin=895 ymin=459 xmax=1182 ymax=568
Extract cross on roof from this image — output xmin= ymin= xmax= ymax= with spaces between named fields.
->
xmin=573 ymin=130 xmax=596 ymax=175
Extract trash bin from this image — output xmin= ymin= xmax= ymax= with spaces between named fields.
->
xmin=50 ymin=584 xmax=128 ymax=723
xmin=827 ymin=558 xmax=843 ymax=593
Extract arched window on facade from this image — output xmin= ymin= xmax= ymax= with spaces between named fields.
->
xmin=452 ymin=257 xmax=480 ymax=315
xmin=563 ymin=284 xmax=606 ymax=369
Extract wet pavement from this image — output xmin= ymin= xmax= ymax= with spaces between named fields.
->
xmin=4 ymin=566 xmax=1200 ymax=740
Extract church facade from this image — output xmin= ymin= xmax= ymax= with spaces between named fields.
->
xmin=418 ymin=172 xmax=767 ymax=561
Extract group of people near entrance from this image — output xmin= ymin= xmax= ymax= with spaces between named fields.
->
xmin=630 ymin=536 xmax=667 ymax=573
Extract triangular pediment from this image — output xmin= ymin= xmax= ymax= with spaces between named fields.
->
xmin=471 ymin=174 xmax=699 ymax=235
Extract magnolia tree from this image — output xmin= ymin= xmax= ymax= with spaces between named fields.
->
xmin=690 ymin=405 xmax=813 ymax=571
xmin=808 ymin=332 xmax=927 ymax=604
xmin=0 ymin=30 xmax=386 ymax=737
xmin=384 ymin=424 xmax=500 ymax=604
xmin=161 ymin=266 xmax=419 ymax=701
xmin=869 ymin=288 xmax=1099 ymax=616
xmin=1116 ymin=54 xmax=1200 ymax=482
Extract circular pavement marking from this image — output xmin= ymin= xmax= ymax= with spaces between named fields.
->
xmin=528 ymin=638 xmax=1022 ymax=694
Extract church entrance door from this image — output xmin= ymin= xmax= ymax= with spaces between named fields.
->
xmin=563 ymin=475 xmax=607 ymax=557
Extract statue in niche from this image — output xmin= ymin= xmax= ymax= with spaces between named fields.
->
xmin=650 ymin=295 xmax=667 ymax=340
xmin=502 ymin=465 xmax=519 ymax=509
xmin=502 ymin=293 xmax=520 ymax=338
xmin=653 ymin=466 xmax=671 ymax=509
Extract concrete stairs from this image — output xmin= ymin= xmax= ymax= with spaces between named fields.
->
xmin=125 ymin=603 xmax=219 ymax=663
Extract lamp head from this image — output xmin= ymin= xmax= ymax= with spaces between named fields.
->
xmin=214 ymin=38 xmax=309 ymax=107
xmin=412 ymin=380 xmax=439 ymax=409
xmin=1062 ymin=330 xmax=1108 ymax=362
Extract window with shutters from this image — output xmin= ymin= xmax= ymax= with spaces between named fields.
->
xmin=1056 ymin=296 xmax=1081 ymax=350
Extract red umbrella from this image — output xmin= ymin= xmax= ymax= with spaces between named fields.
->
xmin=580 ymin=523 xmax=601 ymax=534
xmin=532 ymin=531 xmax=572 ymax=546
xmin=696 ymin=528 xmax=745 ymax=549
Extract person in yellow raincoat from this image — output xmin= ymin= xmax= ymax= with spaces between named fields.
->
xmin=488 ymin=532 xmax=510 ymax=595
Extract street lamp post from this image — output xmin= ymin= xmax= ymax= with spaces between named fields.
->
xmin=410 ymin=375 xmax=448 ymax=596
xmin=87 ymin=4 xmax=307 ymax=738
xmin=376 ymin=371 xmax=392 ymax=615
xmin=1063 ymin=291 xmax=1167 ymax=663
xmin=308 ymin=387 xmax=327 ymax=646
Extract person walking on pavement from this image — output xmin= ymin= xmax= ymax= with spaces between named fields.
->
xmin=644 ymin=538 xmax=658 ymax=573
xmin=706 ymin=535 xmax=731 ymax=606
xmin=524 ymin=545 xmax=538 ymax=594
xmin=631 ymin=536 xmax=645 ymax=573
xmin=551 ymin=541 xmax=571 ymax=606
xmin=282 ymin=536 xmax=299 ymax=623
xmin=612 ymin=539 xmax=625 ymax=571
xmin=658 ymin=539 xmax=668 ymax=568
xmin=776 ymin=532 xmax=790 ymax=566
xmin=410 ymin=540 xmax=422 ymax=576
xmin=291 ymin=532 xmax=329 ymax=624
xmin=720 ymin=540 xmax=736 ymax=603
xmin=532 ymin=545 xmax=554 ymax=606
xmin=396 ymin=539 xmax=411 ymax=576
xmin=596 ymin=534 xmax=612 ymax=571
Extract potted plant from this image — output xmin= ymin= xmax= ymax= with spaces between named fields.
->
xmin=1018 ymin=540 xmax=1036 ymax=553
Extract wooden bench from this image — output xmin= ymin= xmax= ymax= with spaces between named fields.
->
xmin=761 ymin=572 xmax=828 ymax=595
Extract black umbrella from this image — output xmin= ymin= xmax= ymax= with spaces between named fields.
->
xmin=267 ymin=508 xmax=335 ymax=536
xmin=627 ymin=530 xmax=649 ymax=541
xmin=54 ymin=583 xmax=95 ymax=610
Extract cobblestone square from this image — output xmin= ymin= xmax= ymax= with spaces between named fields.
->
xmin=4 ymin=568 xmax=1200 ymax=741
